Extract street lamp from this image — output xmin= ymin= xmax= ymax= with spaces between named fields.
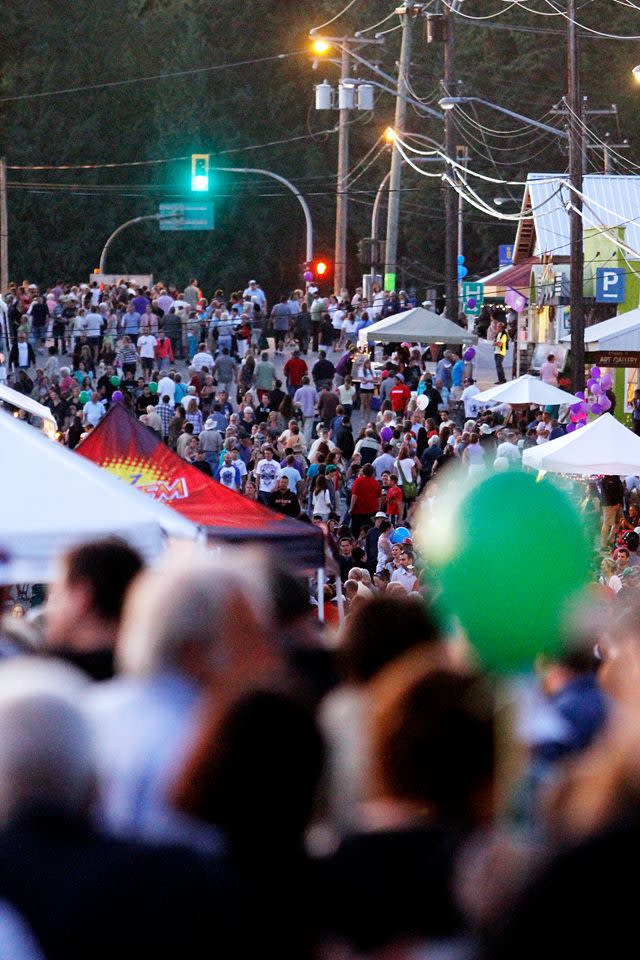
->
xmin=633 ymin=64 xmax=640 ymax=81
xmin=493 ymin=197 xmax=520 ymax=207
xmin=438 ymin=96 xmax=568 ymax=139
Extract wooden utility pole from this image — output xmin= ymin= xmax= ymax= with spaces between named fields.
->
xmin=567 ymin=0 xmax=585 ymax=392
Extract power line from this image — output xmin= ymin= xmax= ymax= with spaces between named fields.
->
xmin=0 ymin=51 xmax=305 ymax=104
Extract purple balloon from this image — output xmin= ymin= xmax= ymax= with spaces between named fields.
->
xmin=590 ymin=366 xmax=601 ymax=379
xmin=591 ymin=402 xmax=602 ymax=415
xmin=591 ymin=382 xmax=601 ymax=396
xmin=304 ymin=270 xmax=314 ymax=282
xmin=576 ymin=420 xmax=586 ymax=429
xmin=380 ymin=426 xmax=393 ymax=443
xmin=467 ymin=297 xmax=477 ymax=309
xmin=580 ymin=402 xmax=589 ymax=414
xmin=587 ymin=378 xmax=597 ymax=390
xmin=570 ymin=402 xmax=582 ymax=415
xmin=566 ymin=422 xmax=576 ymax=433
xmin=463 ymin=347 xmax=476 ymax=361
xmin=111 ymin=390 xmax=123 ymax=403
xmin=575 ymin=391 xmax=585 ymax=400
xmin=601 ymin=373 xmax=612 ymax=389
xmin=600 ymin=396 xmax=612 ymax=411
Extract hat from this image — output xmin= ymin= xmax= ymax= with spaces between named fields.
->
xmin=375 ymin=511 xmax=388 ymax=519
xmin=479 ymin=423 xmax=495 ymax=435
xmin=395 ymin=373 xmax=404 ymax=381
xmin=204 ymin=417 xmax=216 ymax=430
xmin=381 ymin=370 xmax=389 ymax=379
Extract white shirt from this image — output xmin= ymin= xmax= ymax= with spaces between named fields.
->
xmin=496 ymin=441 xmax=521 ymax=463
xmin=17 ymin=342 xmax=28 ymax=367
xmin=256 ymin=458 xmax=281 ymax=492
xmin=192 ymin=351 xmax=214 ymax=372
xmin=332 ymin=309 xmax=345 ymax=331
xmin=390 ymin=566 xmax=417 ymax=592
xmin=157 ymin=376 xmax=175 ymax=404
xmin=83 ymin=399 xmax=106 ymax=426
xmin=85 ymin=311 xmax=103 ymax=336
xmin=461 ymin=384 xmax=481 ymax=419
xmin=137 ymin=334 xmax=157 ymax=359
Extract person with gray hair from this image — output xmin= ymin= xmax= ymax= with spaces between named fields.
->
xmin=0 ymin=658 xmax=230 ymax=960
xmin=86 ymin=545 xmax=272 ymax=843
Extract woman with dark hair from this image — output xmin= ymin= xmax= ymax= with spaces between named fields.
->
xmin=321 ymin=662 xmax=495 ymax=954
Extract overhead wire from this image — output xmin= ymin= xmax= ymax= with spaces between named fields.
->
xmin=0 ymin=51 xmax=304 ymax=104
xmin=354 ymin=8 xmax=397 ymax=34
xmin=310 ymin=0 xmax=362 ymax=35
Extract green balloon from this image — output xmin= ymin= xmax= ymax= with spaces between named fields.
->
xmin=432 ymin=472 xmax=591 ymax=674
xmin=110 ymin=375 xmax=121 ymax=387
xmin=148 ymin=381 xmax=158 ymax=394
xmin=79 ymin=390 xmax=90 ymax=405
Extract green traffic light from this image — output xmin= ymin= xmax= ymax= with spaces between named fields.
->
xmin=191 ymin=153 xmax=209 ymax=192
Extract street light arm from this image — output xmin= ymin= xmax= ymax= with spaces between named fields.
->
xmin=99 ymin=214 xmax=162 ymax=274
xmin=440 ymin=96 xmax=568 ymax=139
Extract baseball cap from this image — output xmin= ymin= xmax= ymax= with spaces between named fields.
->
xmin=395 ymin=373 xmax=404 ymax=381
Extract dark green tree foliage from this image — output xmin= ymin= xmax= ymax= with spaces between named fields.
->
xmin=1 ymin=1 xmax=639 ymax=297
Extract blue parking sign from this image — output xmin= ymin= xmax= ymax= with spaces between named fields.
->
xmin=596 ymin=267 xmax=625 ymax=303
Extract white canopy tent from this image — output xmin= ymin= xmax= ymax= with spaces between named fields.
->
xmin=0 ymin=382 xmax=57 ymax=435
xmin=363 ymin=307 xmax=478 ymax=345
xmin=474 ymin=374 xmax=577 ymax=407
xmin=0 ymin=411 xmax=196 ymax=584
xmin=522 ymin=413 xmax=640 ymax=475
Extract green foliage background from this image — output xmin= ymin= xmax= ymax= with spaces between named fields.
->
xmin=1 ymin=0 xmax=638 ymax=300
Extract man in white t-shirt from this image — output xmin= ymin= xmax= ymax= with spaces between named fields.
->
xmin=84 ymin=309 xmax=103 ymax=359
xmin=157 ymin=372 xmax=176 ymax=405
xmin=192 ymin=343 xmax=215 ymax=373
xmin=255 ymin=447 xmax=281 ymax=505
xmin=136 ymin=328 xmax=158 ymax=381
xmin=83 ymin=392 xmax=106 ymax=428
xmin=461 ymin=377 xmax=481 ymax=419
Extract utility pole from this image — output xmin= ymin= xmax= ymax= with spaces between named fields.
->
xmin=567 ymin=0 xmax=585 ymax=393
xmin=383 ymin=3 xmax=414 ymax=292
xmin=0 ymin=158 xmax=8 ymax=294
xmin=335 ymin=41 xmax=350 ymax=296
xmin=443 ymin=6 xmax=458 ymax=322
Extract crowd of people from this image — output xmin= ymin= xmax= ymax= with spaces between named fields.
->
xmin=2 ymin=276 xmax=640 ymax=957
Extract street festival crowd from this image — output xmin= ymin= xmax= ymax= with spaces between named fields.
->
xmin=0 ymin=277 xmax=640 ymax=957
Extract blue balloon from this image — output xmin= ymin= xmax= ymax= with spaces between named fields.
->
xmin=391 ymin=526 xmax=411 ymax=544
xmin=457 ymin=254 xmax=465 ymax=264
xmin=458 ymin=265 xmax=468 ymax=279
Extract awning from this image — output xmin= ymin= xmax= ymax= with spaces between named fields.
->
xmin=77 ymin=403 xmax=324 ymax=570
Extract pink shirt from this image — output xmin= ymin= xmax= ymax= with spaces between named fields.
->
xmin=540 ymin=360 xmax=558 ymax=386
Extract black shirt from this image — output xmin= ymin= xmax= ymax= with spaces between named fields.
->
xmin=268 ymin=488 xmax=300 ymax=518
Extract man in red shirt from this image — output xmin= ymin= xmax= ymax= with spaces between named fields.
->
xmin=389 ymin=373 xmax=411 ymax=414
xmin=350 ymin=463 xmax=381 ymax=536
xmin=283 ymin=350 xmax=308 ymax=397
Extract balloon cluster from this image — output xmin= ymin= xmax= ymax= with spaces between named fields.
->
xmin=567 ymin=365 xmax=613 ymax=433
xmin=463 ymin=347 xmax=476 ymax=362
xmin=457 ymin=254 xmax=468 ymax=281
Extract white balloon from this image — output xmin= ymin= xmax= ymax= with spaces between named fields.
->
xmin=416 ymin=394 xmax=428 ymax=410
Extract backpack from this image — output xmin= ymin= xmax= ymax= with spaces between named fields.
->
xmin=397 ymin=461 xmax=417 ymax=501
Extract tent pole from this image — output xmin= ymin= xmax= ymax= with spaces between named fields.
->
xmin=335 ymin=576 xmax=345 ymax=626
xmin=317 ymin=567 xmax=325 ymax=623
